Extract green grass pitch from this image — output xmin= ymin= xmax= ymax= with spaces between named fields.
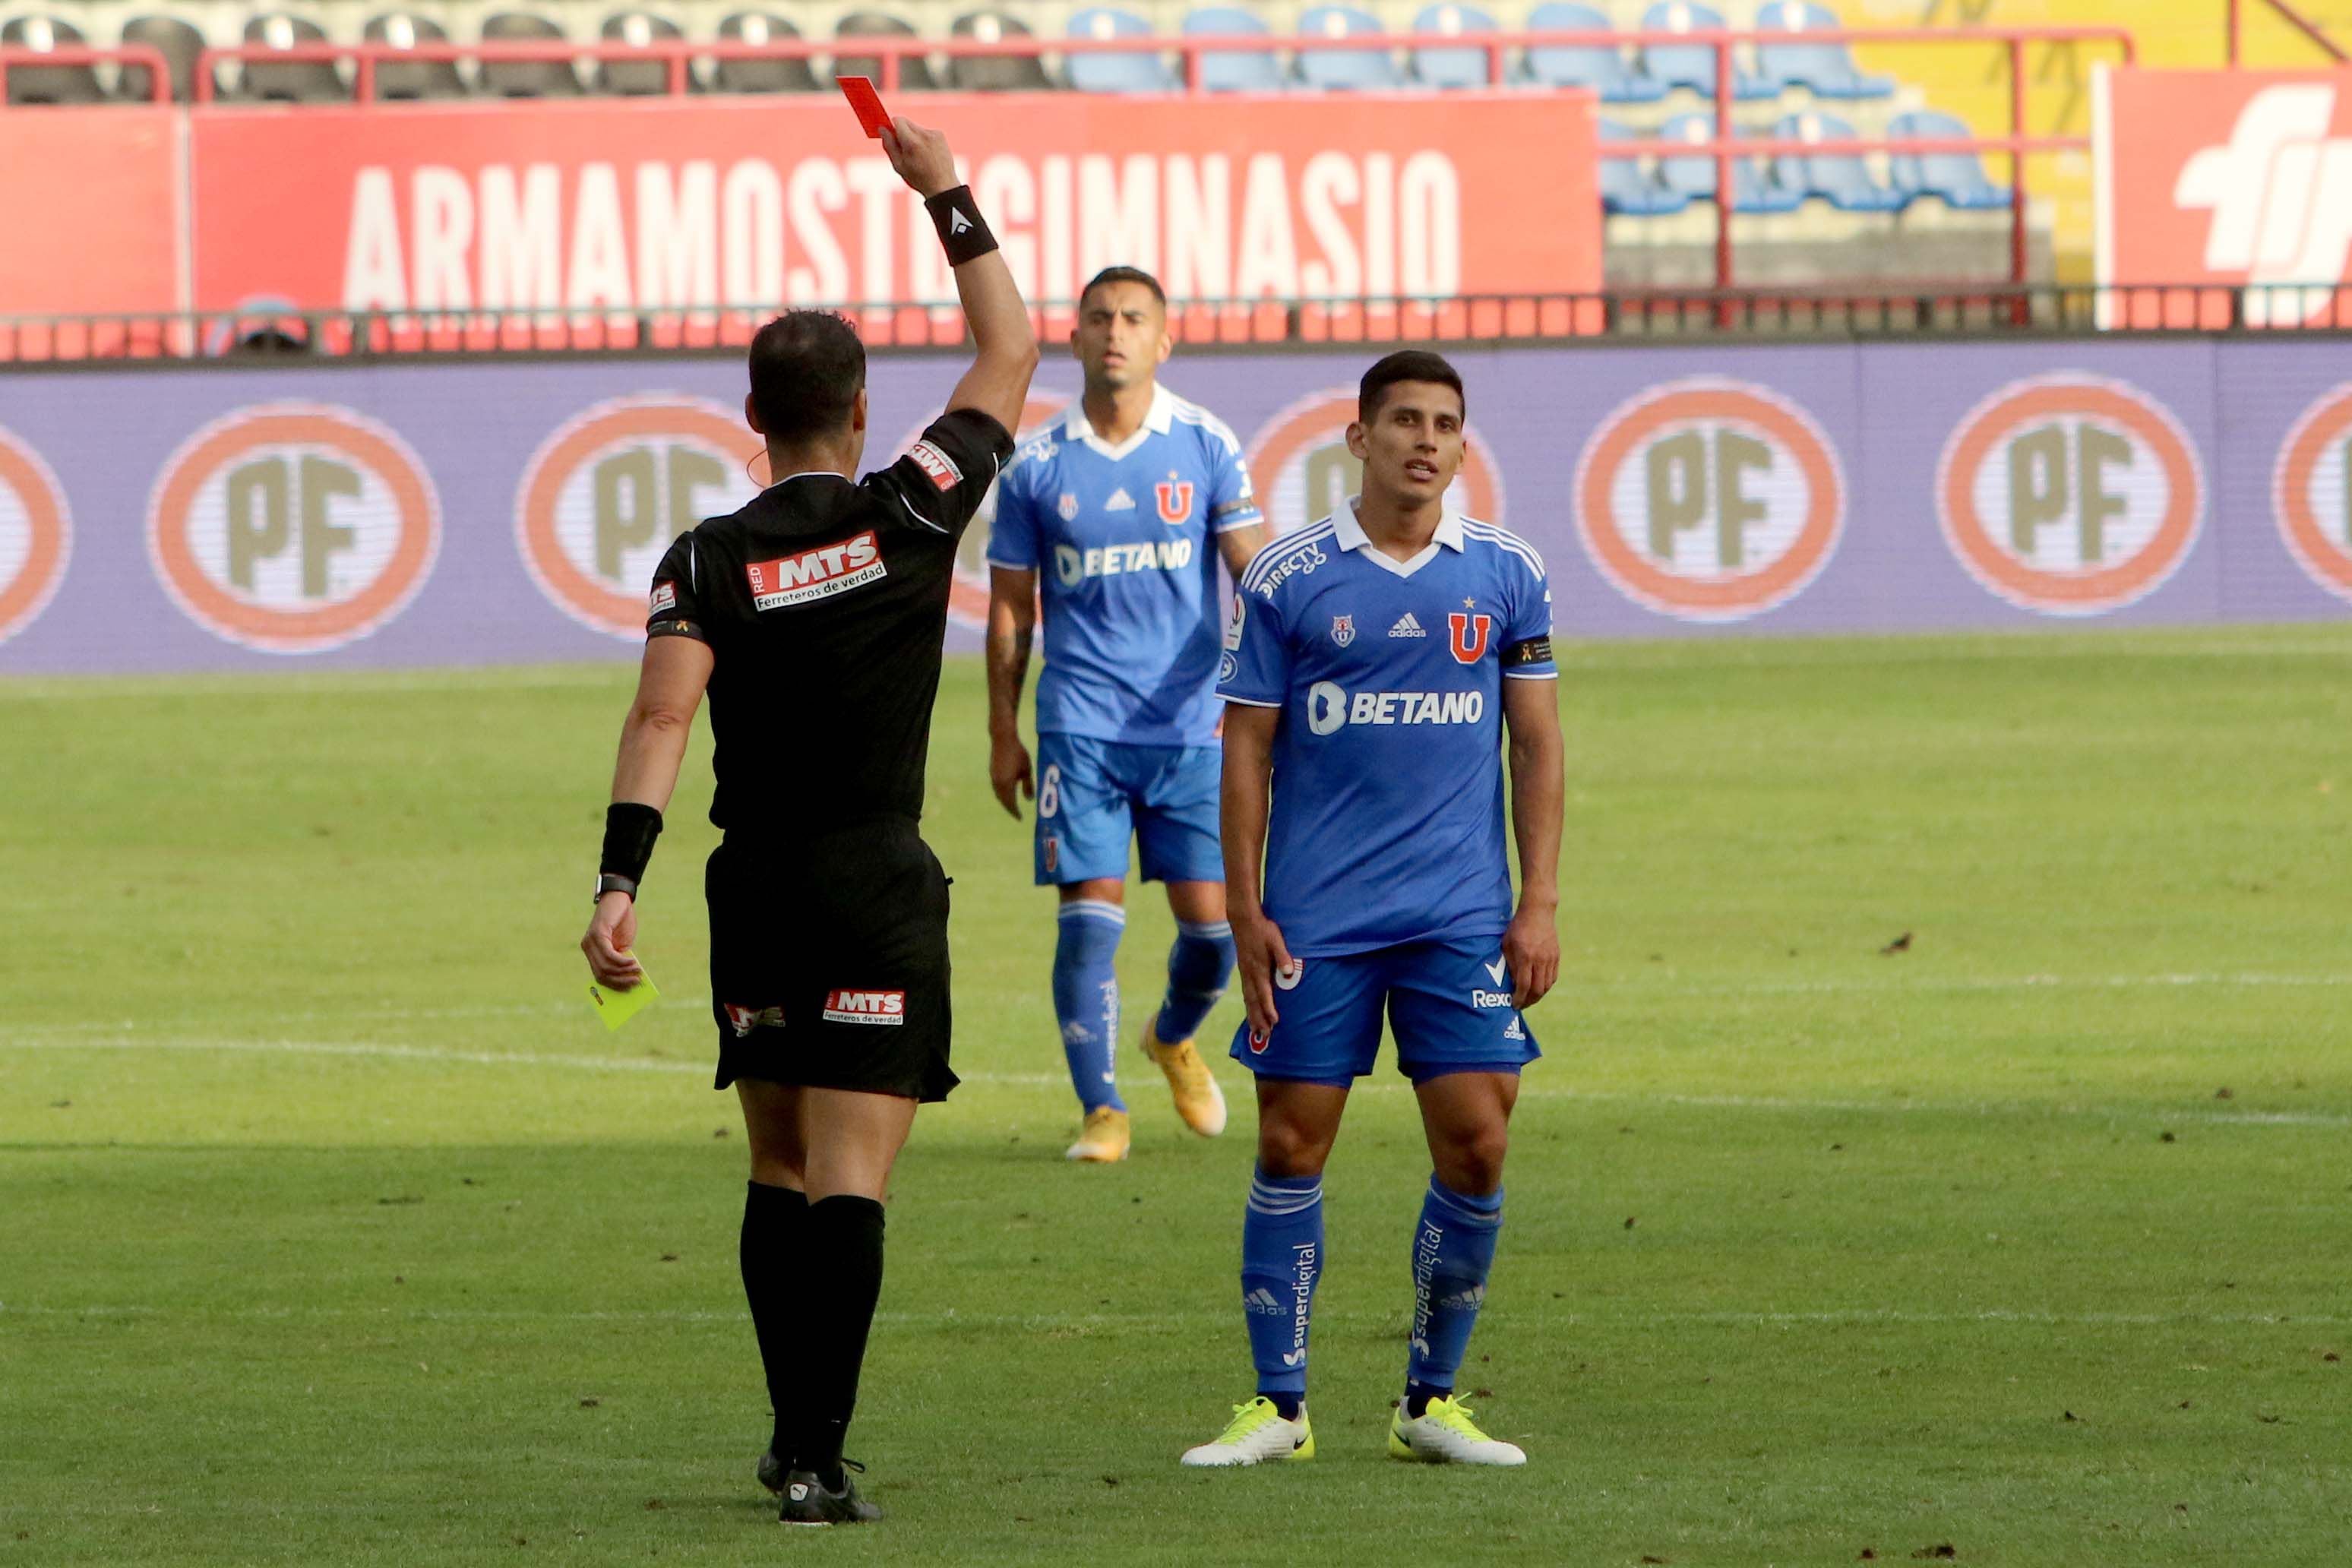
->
xmin=3 ymin=626 xmax=2348 ymax=1566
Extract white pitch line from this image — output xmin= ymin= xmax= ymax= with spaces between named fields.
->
xmin=1 ymin=1301 xmax=2343 ymax=1332
xmin=2 ymin=1033 xmax=2345 ymax=1127
xmin=16 ymin=970 xmax=2352 ymax=1041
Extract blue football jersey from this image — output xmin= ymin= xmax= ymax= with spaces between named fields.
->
xmin=1218 ymin=503 xmax=1558 ymax=956
xmin=988 ymin=384 xmax=1263 ymax=747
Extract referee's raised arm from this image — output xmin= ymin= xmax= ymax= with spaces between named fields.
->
xmin=880 ymin=119 xmax=1040 ymax=436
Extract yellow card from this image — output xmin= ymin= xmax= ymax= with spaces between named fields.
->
xmin=587 ymin=963 xmax=661 ymax=1031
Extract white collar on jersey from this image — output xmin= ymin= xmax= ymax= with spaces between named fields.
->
xmin=1330 ymin=495 xmax=1465 ymax=579
xmin=1061 ymin=382 xmax=1175 ymax=461
xmin=768 ymin=470 xmax=851 ymax=485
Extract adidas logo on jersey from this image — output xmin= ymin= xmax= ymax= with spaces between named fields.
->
xmin=1244 ymin=1287 xmax=1283 ymax=1315
xmin=1104 ymin=488 xmax=1136 ymax=511
xmin=1503 ymin=1016 xmax=1526 ymax=1042
xmin=1389 ymin=612 xmax=1426 ymax=638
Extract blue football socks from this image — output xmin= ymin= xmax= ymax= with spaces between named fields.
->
xmin=1053 ymin=899 xmax=1127 ymax=1114
xmin=1241 ymin=1166 xmax=1324 ymax=1405
xmin=1405 ymin=1175 xmax=1503 ymax=1411
xmin=1154 ymin=918 xmax=1235 ymax=1043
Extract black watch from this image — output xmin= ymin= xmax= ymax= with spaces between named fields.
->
xmin=595 ymin=873 xmax=638 ymax=903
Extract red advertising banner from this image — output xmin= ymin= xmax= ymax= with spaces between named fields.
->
xmin=2095 ymin=66 xmax=2352 ymax=327
xmin=0 ymin=107 xmax=181 ymax=316
xmin=189 ymin=93 xmax=1598 ymax=314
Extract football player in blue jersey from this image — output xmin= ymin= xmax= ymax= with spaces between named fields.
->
xmin=1181 ymin=350 xmax=1565 ymax=1468
xmin=985 ymin=267 xmax=1270 ymax=1163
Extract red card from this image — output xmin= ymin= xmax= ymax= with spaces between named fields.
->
xmin=837 ymin=76 xmax=891 ymax=138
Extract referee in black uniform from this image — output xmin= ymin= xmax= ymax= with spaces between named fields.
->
xmin=578 ymin=118 xmax=1037 ymax=1527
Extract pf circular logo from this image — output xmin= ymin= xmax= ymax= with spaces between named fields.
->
xmin=0 ymin=425 xmax=71 ymax=647
xmin=518 ymin=396 xmax=763 ymax=639
xmin=1246 ymin=389 xmax=1503 ymax=537
xmin=1574 ymin=378 xmax=1844 ymax=622
xmin=2269 ymin=384 xmax=2352 ymax=605
xmin=1936 ymin=375 xmax=2203 ymax=616
xmin=147 ymin=403 xmax=438 ymax=654
xmin=892 ymin=392 xmax=1070 ymax=633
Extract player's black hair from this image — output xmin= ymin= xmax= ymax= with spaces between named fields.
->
xmin=748 ymin=310 xmax=867 ymax=443
xmin=1077 ymin=265 xmax=1168 ymax=314
xmin=1358 ymin=350 xmax=1465 ymax=422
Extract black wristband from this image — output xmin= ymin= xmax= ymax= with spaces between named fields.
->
xmin=924 ymin=185 xmax=998 ymax=267
xmin=600 ymin=802 xmax=663 ymax=887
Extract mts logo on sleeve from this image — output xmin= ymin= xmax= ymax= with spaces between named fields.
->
xmin=823 ymin=989 xmax=907 ymax=1026
xmin=746 ymin=530 xmax=887 ymax=609
xmin=907 ymin=440 xmax=962 ymax=492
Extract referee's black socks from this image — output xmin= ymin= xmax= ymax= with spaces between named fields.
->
xmin=741 ymin=1181 xmax=808 ymax=1462
xmin=791 ymin=1194 xmax=887 ymax=1490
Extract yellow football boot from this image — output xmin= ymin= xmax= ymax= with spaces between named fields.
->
xmin=1064 ymin=1105 xmax=1131 ymax=1162
xmin=1140 ymin=1021 xmax=1228 ymax=1137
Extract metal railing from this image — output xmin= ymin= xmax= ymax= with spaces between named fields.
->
xmin=6 ymin=284 xmax=2347 ymax=368
xmin=2227 ymin=0 xmax=2346 ymax=65
xmin=27 ymin=23 xmax=2136 ymax=300
xmin=0 ymin=43 xmax=172 ymax=102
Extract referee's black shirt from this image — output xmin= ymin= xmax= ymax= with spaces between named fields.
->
xmin=645 ymin=407 xmax=1014 ymax=832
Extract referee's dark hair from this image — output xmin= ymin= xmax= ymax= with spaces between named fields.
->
xmin=1078 ymin=265 xmax=1167 ymax=313
xmin=748 ymin=310 xmax=867 ymax=441
xmin=1359 ymin=350 xmax=1465 ymax=422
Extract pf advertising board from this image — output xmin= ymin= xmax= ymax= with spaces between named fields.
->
xmin=1 ymin=337 xmax=2346 ymax=675
xmin=2094 ymin=65 xmax=2352 ymax=327
xmin=189 ymin=93 xmax=1600 ymax=315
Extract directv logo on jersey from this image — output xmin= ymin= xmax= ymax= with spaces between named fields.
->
xmin=747 ymin=530 xmax=887 ymax=609
xmin=1052 ymin=538 xmax=1196 ymax=586
xmin=1389 ymin=612 xmax=1425 ymax=637
xmin=1252 ymin=539 xmax=1327 ymax=599
xmin=1305 ymin=681 xmax=1485 ymax=735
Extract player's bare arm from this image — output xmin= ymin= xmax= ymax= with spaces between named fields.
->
xmin=581 ymin=634 xmax=713 ymax=991
xmin=1220 ymin=700 xmax=1292 ymax=1035
xmin=880 ymin=119 xmax=1039 ymax=437
xmin=1216 ymin=523 xmax=1269 ymax=580
xmin=1500 ymin=674 xmax=1563 ymax=1010
xmin=985 ymin=565 xmax=1039 ymax=817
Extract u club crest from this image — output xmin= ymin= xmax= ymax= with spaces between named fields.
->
xmin=1329 ymin=613 xmax=1356 ymax=646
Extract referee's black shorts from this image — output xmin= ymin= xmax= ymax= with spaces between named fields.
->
xmin=705 ymin=815 xmax=956 ymax=1102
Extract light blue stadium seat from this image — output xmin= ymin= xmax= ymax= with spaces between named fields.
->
xmin=1659 ymin=112 xmax=1803 ymax=211
xmin=1640 ymin=1 xmax=1772 ymax=100
xmin=1598 ymin=118 xmax=1690 ymax=215
xmin=1887 ymin=109 xmax=2012 ymax=210
xmin=1066 ymin=6 xmax=1174 ymax=91
xmin=1183 ymin=6 xmax=1284 ymax=91
xmin=1770 ymin=110 xmax=1905 ymax=211
xmin=1411 ymin=2 xmax=1501 ymax=90
xmin=1296 ymin=5 xmax=1402 ymax=90
xmin=1754 ymin=2 xmax=1891 ymax=100
xmin=1526 ymin=2 xmax=1661 ymax=101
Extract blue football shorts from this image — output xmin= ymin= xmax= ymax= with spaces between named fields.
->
xmin=1032 ymin=732 xmax=1225 ymax=887
xmin=1227 ymin=936 xmax=1541 ymax=1086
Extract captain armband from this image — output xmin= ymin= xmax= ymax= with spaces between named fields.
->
xmin=1503 ymin=637 xmax=1554 ymax=668
xmin=924 ymin=185 xmax=999 ymax=267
